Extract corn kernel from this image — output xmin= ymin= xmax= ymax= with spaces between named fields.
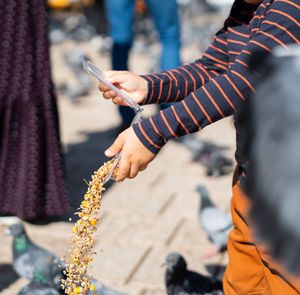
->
xmin=90 ymin=285 xmax=96 ymax=291
xmin=82 ymin=214 xmax=89 ymax=221
xmin=81 ymin=201 xmax=88 ymax=208
xmin=90 ymin=218 xmax=97 ymax=225
xmin=74 ymin=286 xmax=82 ymax=294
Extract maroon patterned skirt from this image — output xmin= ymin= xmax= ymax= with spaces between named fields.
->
xmin=0 ymin=0 xmax=70 ymax=219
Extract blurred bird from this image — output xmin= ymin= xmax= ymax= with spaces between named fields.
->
xmin=4 ymin=222 xmax=123 ymax=295
xmin=18 ymin=281 xmax=60 ymax=295
xmin=180 ymin=135 xmax=233 ymax=177
xmin=58 ymin=47 xmax=93 ymax=100
xmin=163 ymin=252 xmax=223 ymax=295
xmin=4 ymin=223 xmax=65 ymax=292
xmin=196 ymin=185 xmax=233 ymax=257
xmin=63 ymin=277 xmax=124 ymax=295
xmin=85 ymin=278 xmax=124 ymax=295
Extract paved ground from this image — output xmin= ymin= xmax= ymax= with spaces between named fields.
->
xmin=0 ymin=11 xmax=236 ymax=294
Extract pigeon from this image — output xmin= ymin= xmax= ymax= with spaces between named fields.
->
xmin=4 ymin=223 xmax=65 ymax=291
xmin=5 ymin=222 xmax=123 ymax=295
xmin=179 ymin=135 xmax=233 ymax=177
xmin=63 ymin=277 xmax=124 ymax=295
xmin=58 ymin=47 xmax=93 ymax=100
xmin=164 ymin=252 xmax=223 ymax=295
xmin=18 ymin=281 xmax=60 ymax=295
xmin=84 ymin=278 xmax=124 ymax=295
xmin=196 ymin=185 xmax=233 ymax=257
xmin=199 ymin=150 xmax=233 ymax=177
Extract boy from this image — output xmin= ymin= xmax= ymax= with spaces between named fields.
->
xmin=99 ymin=0 xmax=300 ymax=293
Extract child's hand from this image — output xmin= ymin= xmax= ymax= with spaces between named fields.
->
xmin=99 ymin=71 xmax=148 ymax=106
xmin=105 ymin=127 xmax=156 ymax=181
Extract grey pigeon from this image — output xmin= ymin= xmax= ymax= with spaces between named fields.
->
xmin=58 ymin=48 xmax=93 ymax=100
xmin=60 ymin=276 xmax=123 ymax=295
xmin=196 ymin=185 xmax=233 ymax=257
xmin=4 ymin=223 xmax=65 ymax=291
xmin=164 ymin=252 xmax=223 ymax=295
xmin=180 ymin=135 xmax=233 ymax=177
xmin=84 ymin=278 xmax=124 ymax=295
xmin=18 ymin=281 xmax=60 ymax=295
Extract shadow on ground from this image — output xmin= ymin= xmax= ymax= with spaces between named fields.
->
xmin=63 ymin=126 xmax=120 ymax=219
xmin=0 ymin=264 xmax=19 ymax=292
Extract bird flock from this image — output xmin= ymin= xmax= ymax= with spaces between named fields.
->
xmin=3 ymin=222 xmax=122 ymax=295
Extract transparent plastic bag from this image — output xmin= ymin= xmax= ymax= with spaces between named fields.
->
xmin=80 ymin=56 xmax=144 ymax=183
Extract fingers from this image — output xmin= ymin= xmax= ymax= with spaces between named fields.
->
xmin=112 ymin=96 xmax=126 ymax=105
xmin=99 ymin=81 xmax=127 ymax=106
xmin=102 ymin=90 xmax=116 ymax=99
xmin=105 ymin=127 xmax=156 ymax=182
xmin=102 ymin=90 xmax=125 ymax=105
xmin=98 ymin=82 xmax=110 ymax=92
xmin=99 ymin=70 xmax=147 ymax=105
xmin=104 ymin=71 xmax=128 ymax=84
xmin=98 ymin=71 xmax=128 ymax=92
xmin=116 ymin=154 xmax=131 ymax=182
xmin=129 ymin=164 xmax=139 ymax=179
xmin=139 ymin=163 xmax=148 ymax=171
xmin=102 ymin=89 xmax=118 ymax=101
xmin=116 ymin=161 xmax=148 ymax=181
xmin=116 ymin=161 xmax=142 ymax=181
xmin=105 ymin=134 xmax=124 ymax=157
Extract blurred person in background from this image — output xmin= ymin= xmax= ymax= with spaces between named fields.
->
xmin=0 ymin=0 xmax=70 ymax=222
xmin=105 ymin=0 xmax=181 ymax=130
xmin=99 ymin=0 xmax=300 ymax=293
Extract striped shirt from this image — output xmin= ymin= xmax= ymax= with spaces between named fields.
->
xmin=132 ymin=0 xmax=300 ymax=179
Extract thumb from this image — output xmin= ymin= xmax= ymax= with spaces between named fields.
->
xmin=104 ymin=71 xmax=128 ymax=85
xmin=105 ymin=135 xmax=124 ymax=157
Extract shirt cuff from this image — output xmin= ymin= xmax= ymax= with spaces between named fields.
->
xmin=132 ymin=119 xmax=167 ymax=154
xmin=140 ymin=75 xmax=153 ymax=105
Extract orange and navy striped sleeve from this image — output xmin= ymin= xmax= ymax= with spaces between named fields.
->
xmin=133 ymin=0 xmax=300 ymax=154
xmin=140 ymin=0 xmax=257 ymax=105
xmin=141 ymin=28 xmax=229 ymax=105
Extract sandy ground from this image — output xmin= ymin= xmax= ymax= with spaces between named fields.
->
xmin=0 ymin=10 xmax=237 ymax=295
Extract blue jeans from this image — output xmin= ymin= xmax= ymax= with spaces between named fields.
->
xmin=105 ymin=0 xmax=181 ymax=122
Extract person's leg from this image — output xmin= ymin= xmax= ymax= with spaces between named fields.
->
xmin=145 ymin=0 xmax=181 ymax=110
xmin=145 ymin=0 xmax=181 ymax=71
xmin=105 ymin=0 xmax=135 ymax=126
xmin=223 ymin=167 xmax=300 ymax=294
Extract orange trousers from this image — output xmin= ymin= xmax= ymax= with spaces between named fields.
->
xmin=223 ymin=169 xmax=300 ymax=295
